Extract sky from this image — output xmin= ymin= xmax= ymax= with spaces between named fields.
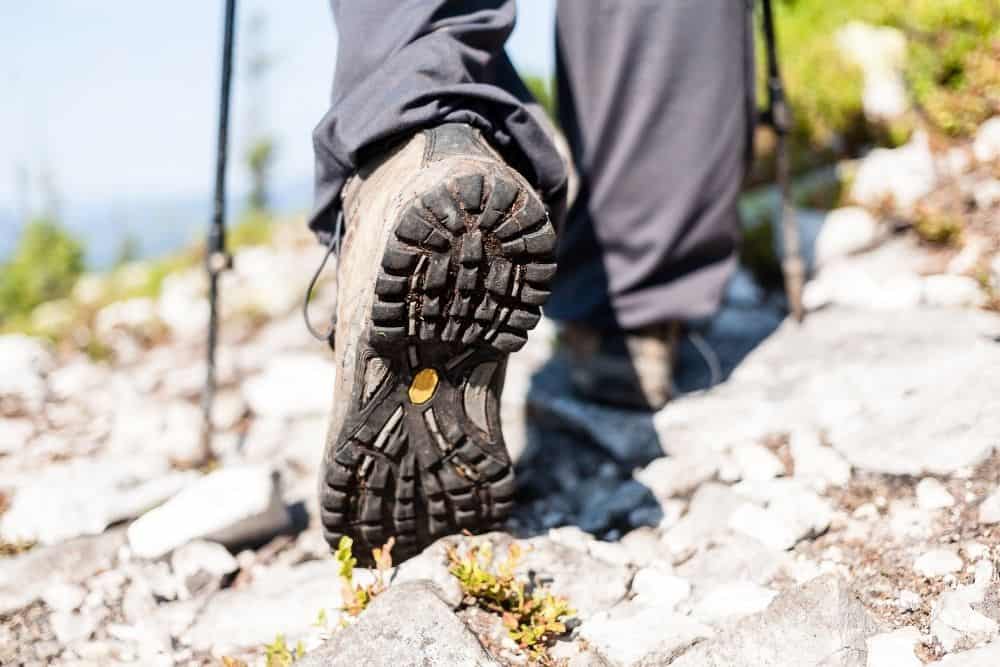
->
xmin=0 ymin=1 xmax=557 ymax=223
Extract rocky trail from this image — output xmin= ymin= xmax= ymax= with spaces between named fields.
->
xmin=2 ymin=116 xmax=1000 ymax=666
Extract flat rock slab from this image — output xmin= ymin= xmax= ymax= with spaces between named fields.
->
xmin=297 ymin=581 xmax=497 ymax=667
xmin=185 ymin=560 xmax=345 ymax=652
xmin=670 ymin=574 xmax=879 ymax=667
xmin=656 ymin=307 xmax=1000 ymax=476
xmin=0 ymin=529 xmax=125 ymax=615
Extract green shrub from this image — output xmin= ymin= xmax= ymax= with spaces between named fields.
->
xmin=0 ymin=218 xmax=85 ymax=324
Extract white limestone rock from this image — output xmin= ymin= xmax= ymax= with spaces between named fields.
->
xmin=836 ymin=22 xmax=909 ymax=121
xmin=973 ymin=116 xmax=1000 ymax=164
xmin=923 ymin=275 xmax=986 ymax=308
xmin=127 ymin=465 xmax=291 ymax=559
xmin=916 ymin=478 xmax=955 ymax=511
xmin=0 ymin=458 xmax=193 ymax=545
xmin=814 ymin=207 xmax=880 ymax=268
xmin=850 ymin=131 xmax=937 ymax=213
xmin=0 ymin=334 xmax=53 ymax=416
xmin=866 ymin=627 xmax=922 ymax=667
xmin=243 ymin=354 xmax=336 ymax=419
xmin=915 ymin=549 xmax=963 ymax=578
xmin=789 ymin=430 xmax=851 ymax=490
xmin=580 ymin=601 xmax=713 ymax=667
xmin=978 ymin=490 xmax=1000 ymax=525
xmin=729 ymin=443 xmax=785 ymax=482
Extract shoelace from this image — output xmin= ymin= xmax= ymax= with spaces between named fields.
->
xmin=302 ymin=210 xmax=343 ymax=345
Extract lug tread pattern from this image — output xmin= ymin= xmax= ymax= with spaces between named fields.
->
xmin=321 ymin=166 xmax=556 ymax=565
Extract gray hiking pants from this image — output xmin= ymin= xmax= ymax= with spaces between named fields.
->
xmin=312 ymin=0 xmax=755 ymax=330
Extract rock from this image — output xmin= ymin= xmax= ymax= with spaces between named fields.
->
xmin=815 ymin=207 xmax=880 ymax=268
xmin=0 ymin=530 xmax=125 ymax=614
xmin=915 ymin=549 xmax=964 ymax=578
xmin=578 ymin=479 xmax=657 ymax=534
xmin=94 ymin=298 xmax=162 ymax=343
xmin=0 ymin=334 xmax=53 ymax=416
xmin=670 ymin=575 xmax=879 ymax=667
xmin=973 ymin=116 xmax=1000 ymax=164
xmin=729 ymin=488 xmax=831 ymax=551
xmin=835 ymin=22 xmax=909 ymax=121
xmin=549 ymin=640 xmax=613 ymax=667
xmin=127 ymin=465 xmax=291 ymax=559
xmin=931 ymin=583 xmax=999 ymax=652
xmin=978 ymin=490 xmax=1000 ymax=525
xmin=948 ymin=236 xmax=989 ymax=275
xmin=688 ymin=307 xmax=1000 ymax=477
xmin=662 ymin=484 xmax=746 ymax=560
xmin=633 ymin=452 xmax=720 ymax=501
xmin=866 ymin=627 xmax=922 ymax=667
xmin=390 ymin=541 xmax=464 ymax=608
xmin=789 ymin=431 xmax=851 ymax=491
xmin=0 ymin=418 xmax=33 ymax=455
xmin=676 ymin=534 xmax=787 ymax=593
xmin=295 ymin=581 xmax=496 ymax=667
xmin=186 ymin=560 xmax=346 ymax=653
xmin=157 ymin=270 xmax=209 ymax=340
xmin=916 ymin=478 xmax=955 ymax=511
xmin=851 ymin=131 xmax=937 ymax=213
xmin=0 ymin=458 xmax=191 ymax=545
xmin=579 ymin=601 xmax=713 ymax=667
xmin=729 ymin=443 xmax=785 ymax=481
xmin=630 ymin=568 xmax=690 ymax=610
xmin=41 ymin=581 xmax=87 ymax=613
xmin=691 ymin=582 xmax=778 ymax=625
xmin=170 ymin=540 xmax=238 ymax=597
xmin=243 ymin=354 xmax=336 ymax=419
xmin=932 ymin=640 xmax=1000 ymax=665
xmin=50 ymin=609 xmax=101 ymax=645
xmin=923 ymin=275 xmax=985 ymax=308
xmin=897 ymin=590 xmax=922 ymax=612
xmin=972 ymin=179 xmax=1000 ymax=210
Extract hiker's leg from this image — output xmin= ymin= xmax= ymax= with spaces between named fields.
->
xmin=547 ymin=0 xmax=755 ymax=330
xmin=310 ymin=0 xmax=567 ymax=240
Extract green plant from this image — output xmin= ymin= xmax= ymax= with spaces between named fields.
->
xmin=913 ymin=207 xmax=965 ymax=245
xmin=263 ymin=634 xmax=303 ymax=667
xmin=0 ymin=218 xmax=85 ymax=324
xmin=228 ymin=209 xmax=275 ymax=249
xmin=448 ymin=541 xmax=575 ymax=664
xmin=335 ymin=536 xmax=395 ymax=617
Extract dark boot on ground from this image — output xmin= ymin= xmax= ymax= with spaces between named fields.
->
xmin=319 ymin=124 xmax=558 ymax=563
xmin=560 ymin=322 xmax=681 ymax=411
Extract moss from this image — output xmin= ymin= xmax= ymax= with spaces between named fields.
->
xmin=448 ymin=540 xmax=575 ymax=665
xmin=913 ymin=207 xmax=965 ymax=245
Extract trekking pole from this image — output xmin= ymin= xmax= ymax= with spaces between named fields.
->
xmin=760 ymin=0 xmax=805 ymax=322
xmin=200 ymin=0 xmax=238 ymax=464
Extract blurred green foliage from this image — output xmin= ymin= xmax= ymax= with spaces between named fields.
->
xmin=0 ymin=218 xmax=85 ymax=324
xmin=522 ymin=74 xmax=557 ymax=121
xmin=246 ymin=137 xmax=276 ymax=212
xmin=771 ymin=0 xmax=1000 ymax=146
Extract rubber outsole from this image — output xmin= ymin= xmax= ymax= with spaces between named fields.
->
xmin=320 ymin=168 xmax=556 ymax=563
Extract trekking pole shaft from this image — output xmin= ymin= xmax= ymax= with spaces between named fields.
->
xmin=760 ymin=0 xmax=804 ymax=322
xmin=201 ymin=0 xmax=238 ymax=461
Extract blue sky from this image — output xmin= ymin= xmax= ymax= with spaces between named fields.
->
xmin=0 ymin=1 xmax=556 ymax=217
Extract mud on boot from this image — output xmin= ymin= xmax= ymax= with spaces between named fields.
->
xmin=319 ymin=124 xmax=558 ymax=564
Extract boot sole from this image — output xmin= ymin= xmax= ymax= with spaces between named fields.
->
xmin=320 ymin=167 xmax=557 ymax=562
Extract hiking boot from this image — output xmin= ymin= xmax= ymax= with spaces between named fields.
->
xmin=560 ymin=322 xmax=681 ymax=410
xmin=319 ymin=124 xmax=558 ymax=563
